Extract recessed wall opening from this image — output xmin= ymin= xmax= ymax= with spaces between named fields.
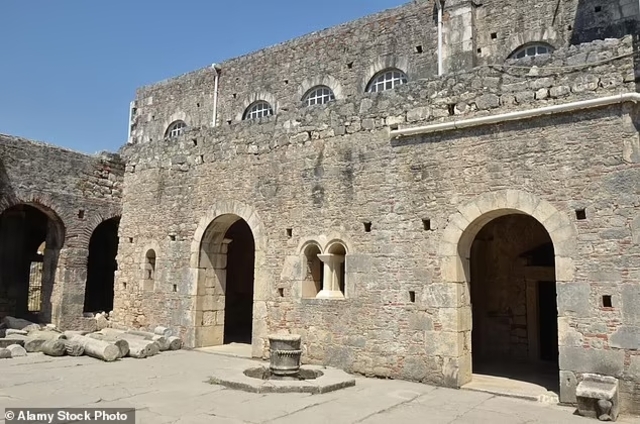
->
xmin=415 ymin=45 xmax=423 ymax=53
xmin=328 ymin=243 xmax=346 ymax=295
xmin=84 ymin=217 xmax=120 ymax=313
xmin=364 ymin=222 xmax=372 ymax=232
xmin=196 ymin=214 xmax=255 ymax=348
xmin=286 ymin=228 xmax=293 ymax=238
xmin=576 ymin=209 xmax=586 ymax=220
xmin=172 ymin=284 xmax=177 ymax=293
xmin=602 ymin=295 xmax=612 ymax=308
xmin=143 ymin=249 xmax=156 ymax=292
xmin=448 ymin=104 xmax=456 ymax=116
xmin=409 ymin=291 xmax=416 ymax=303
xmin=78 ymin=210 xmax=85 ymax=219
xmin=0 ymin=204 xmax=64 ymax=323
xmin=302 ymin=244 xmax=323 ymax=298
xmin=470 ymin=214 xmax=559 ymax=393
xmin=594 ymin=5 xmax=602 ymax=12
xmin=347 ymin=62 xmax=354 ymax=69
xmin=491 ymin=32 xmax=498 ymax=39
xmin=278 ymin=288 xmax=284 ymax=297
xmin=422 ymin=219 xmax=432 ymax=231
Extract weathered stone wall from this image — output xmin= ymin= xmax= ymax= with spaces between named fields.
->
xmin=116 ymin=28 xmax=640 ymax=414
xmin=0 ymin=135 xmax=124 ymax=330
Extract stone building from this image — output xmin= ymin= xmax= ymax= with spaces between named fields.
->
xmin=0 ymin=135 xmax=124 ymax=330
xmin=1 ymin=0 xmax=639 ymax=416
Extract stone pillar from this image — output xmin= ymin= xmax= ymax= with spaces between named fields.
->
xmin=0 ymin=209 xmax=27 ymax=318
xmin=316 ymin=254 xmax=345 ymax=299
xmin=51 ymin=247 xmax=89 ymax=330
xmin=441 ymin=0 xmax=478 ymax=73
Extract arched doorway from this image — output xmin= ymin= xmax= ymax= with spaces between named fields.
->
xmin=0 ymin=203 xmax=64 ymax=322
xmin=196 ymin=214 xmax=255 ymax=348
xmin=470 ymin=214 xmax=559 ymax=391
xmin=83 ymin=217 xmax=120 ymax=313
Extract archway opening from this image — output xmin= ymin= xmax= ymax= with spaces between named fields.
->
xmin=470 ymin=214 xmax=559 ymax=392
xmin=84 ymin=217 xmax=120 ymax=313
xmin=0 ymin=203 xmax=64 ymax=322
xmin=196 ymin=214 xmax=255 ymax=348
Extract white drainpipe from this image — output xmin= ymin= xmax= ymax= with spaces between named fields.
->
xmin=211 ymin=63 xmax=221 ymax=128
xmin=390 ymin=93 xmax=640 ymax=138
xmin=437 ymin=0 xmax=444 ymax=76
xmin=126 ymin=100 xmax=135 ymax=143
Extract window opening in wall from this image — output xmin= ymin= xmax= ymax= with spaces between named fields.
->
xmin=366 ymin=69 xmax=408 ymax=93
xmin=243 ymin=101 xmax=274 ymax=120
xmin=364 ymin=222 xmax=372 ymax=232
xmin=509 ymin=43 xmax=554 ymax=59
xmin=28 ymin=242 xmax=45 ymax=312
xmin=144 ymin=249 xmax=156 ymax=292
xmin=477 ymin=48 xmax=482 ymax=54
xmin=422 ymin=219 xmax=432 ymax=231
xmin=576 ymin=209 xmax=587 ymax=220
xmin=594 ymin=5 xmax=602 ymax=12
xmin=128 ymin=237 xmax=134 ymax=243
xmin=302 ymin=244 xmax=323 ymax=298
xmin=491 ymin=32 xmax=497 ymax=39
xmin=278 ymin=288 xmax=284 ymax=297
xmin=169 ymin=235 xmax=176 ymax=241
xmin=409 ymin=291 xmax=416 ymax=303
xmin=303 ymin=86 xmax=336 ymax=106
xmin=328 ymin=243 xmax=346 ymax=295
xmin=165 ymin=120 xmax=187 ymax=138
xmin=286 ymin=228 xmax=293 ymax=238
xmin=84 ymin=217 xmax=120 ymax=313
xmin=602 ymin=295 xmax=612 ymax=308
xmin=78 ymin=210 xmax=85 ymax=219
xmin=415 ymin=45 xmax=423 ymax=54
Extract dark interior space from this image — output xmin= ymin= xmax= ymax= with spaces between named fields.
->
xmin=223 ymin=218 xmax=255 ymax=344
xmin=0 ymin=204 xmax=55 ymax=322
xmin=83 ymin=217 xmax=120 ymax=313
xmin=470 ymin=214 xmax=559 ymax=392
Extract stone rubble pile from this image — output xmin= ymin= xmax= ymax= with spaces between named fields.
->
xmin=0 ymin=316 xmax=182 ymax=362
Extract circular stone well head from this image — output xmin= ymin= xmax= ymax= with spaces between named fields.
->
xmin=244 ymin=366 xmax=323 ymax=381
xmin=268 ymin=334 xmax=301 ymax=350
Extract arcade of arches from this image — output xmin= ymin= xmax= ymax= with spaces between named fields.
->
xmin=195 ymin=214 xmax=255 ymax=348
xmin=470 ymin=214 xmax=559 ymax=390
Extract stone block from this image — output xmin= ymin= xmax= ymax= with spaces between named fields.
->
xmin=609 ymin=326 xmax=640 ymax=349
xmin=559 ymin=346 xmax=625 ymax=376
xmin=549 ymin=85 xmax=570 ymax=98
xmin=621 ymin=284 xmax=640 ymax=325
xmin=406 ymin=106 xmax=430 ymax=122
xmin=560 ymin=370 xmax=578 ymax=404
xmin=474 ymin=94 xmax=500 ymax=110
xmin=345 ymin=254 xmax=373 ymax=273
xmin=423 ymin=283 xmax=464 ymax=308
xmin=425 ymin=331 xmax=464 ymax=356
xmin=576 ymin=373 xmax=619 ymax=421
xmin=556 ymin=283 xmax=590 ymax=317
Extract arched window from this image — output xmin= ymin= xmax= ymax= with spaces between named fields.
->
xmin=327 ymin=243 xmax=346 ymax=295
xmin=509 ymin=43 xmax=554 ymax=59
xmin=144 ymin=249 xmax=156 ymax=292
xmin=302 ymin=86 xmax=336 ymax=106
xmin=165 ymin=120 xmax=187 ymax=138
xmin=366 ymin=68 xmax=408 ymax=93
xmin=302 ymin=244 xmax=323 ymax=299
xmin=243 ymin=101 xmax=274 ymax=120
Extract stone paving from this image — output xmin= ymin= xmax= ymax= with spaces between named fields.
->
xmin=0 ymin=350 xmax=639 ymax=424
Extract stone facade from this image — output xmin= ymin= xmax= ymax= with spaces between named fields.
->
xmin=0 ymin=134 xmax=124 ymax=330
xmin=2 ymin=0 xmax=639 ymax=417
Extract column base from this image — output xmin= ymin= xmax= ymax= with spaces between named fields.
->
xmin=316 ymin=290 xmax=345 ymax=299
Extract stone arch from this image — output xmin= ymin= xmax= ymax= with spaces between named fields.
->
xmin=503 ymin=28 xmax=559 ymax=61
xmin=236 ymin=91 xmax=278 ymax=122
xmin=361 ymin=55 xmax=411 ymax=93
xmin=79 ymin=209 xmax=122 ymax=250
xmin=190 ymin=201 xmax=268 ymax=356
xmin=160 ymin=111 xmax=189 ymax=139
xmin=297 ymin=75 xmax=344 ymax=101
xmin=439 ymin=189 xmax=577 ymax=387
xmin=0 ymin=197 xmax=68 ymax=247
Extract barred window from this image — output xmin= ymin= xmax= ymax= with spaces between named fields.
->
xmin=366 ymin=69 xmax=408 ymax=93
xmin=165 ymin=120 xmax=187 ymax=138
xmin=303 ymin=86 xmax=336 ymax=106
xmin=243 ymin=101 xmax=274 ymax=120
xmin=510 ymin=43 xmax=553 ymax=59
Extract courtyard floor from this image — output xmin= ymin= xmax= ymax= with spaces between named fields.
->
xmin=0 ymin=349 xmax=638 ymax=424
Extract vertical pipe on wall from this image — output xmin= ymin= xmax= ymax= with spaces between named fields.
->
xmin=437 ymin=0 xmax=444 ymax=76
xmin=126 ymin=100 xmax=135 ymax=144
xmin=211 ymin=64 xmax=220 ymax=128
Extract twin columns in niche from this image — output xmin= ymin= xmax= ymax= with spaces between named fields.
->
xmin=316 ymin=251 xmax=345 ymax=299
xmin=303 ymin=241 xmax=348 ymax=300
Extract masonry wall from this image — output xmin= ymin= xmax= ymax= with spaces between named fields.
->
xmin=0 ymin=135 xmax=124 ymax=329
xmin=116 ymin=33 xmax=640 ymax=413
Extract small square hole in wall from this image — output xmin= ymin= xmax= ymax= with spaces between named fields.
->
xmin=390 ymin=123 xmax=399 ymax=131
xmin=594 ymin=5 xmax=602 ymax=12
xmin=477 ymin=48 xmax=482 ymax=54
xmin=122 ymin=282 xmax=127 ymax=290
xmin=409 ymin=291 xmax=416 ymax=303
xmin=364 ymin=221 xmax=372 ymax=233
xmin=196 ymin=102 xmax=201 ymax=108
xmin=173 ymin=284 xmax=178 ymax=293
xmin=422 ymin=219 xmax=432 ymax=231
xmin=286 ymin=228 xmax=293 ymax=238
xmin=415 ymin=45 xmax=423 ymax=54
xmin=278 ymin=288 xmax=284 ymax=298
xmin=128 ymin=237 xmax=134 ymax=243
xmin=284 ymin=79 xmax=289 ymax=85
xmin=78 ymin=209 xmax=85 ymax=219
xmin=233 ymin=93 xmax=237 ymax=99
xmin=200 ymin=155 xmax=205 ymax=163
xmin=347 ymin=62 xmax=354 ymax=69
xmin=169 ymin=235 xmax=176 ymax=241
xmin=131 ymin=165 xmax=136 ymax=173
xmin=602 ymin=295 xmax=612 ymax=308
xmin=491 ymin=32 xmax=497 ymax=39
xmin=567 ymin=25 xmax=573 ymax=30
xmin=448 ymin=104 xmax=456 ymax=116
xmin=576 ymin=209 xmax=587 ymax=220
xmin=192 ymin=139 xmax=198 ymax=146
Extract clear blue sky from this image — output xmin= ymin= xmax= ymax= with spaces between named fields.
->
xmin=0 ymin=1 xmax=407 ymax=155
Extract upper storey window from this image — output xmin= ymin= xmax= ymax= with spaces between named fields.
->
xmin=509 ymin=43 xmax=554 ymax=59
xmin=243 ymin=101 xmax=274 ymax=120
xmin=366 ymin=69 xmax=408 ymax=93
xmin=303 ymin=86 xmax=336 ymax=106
xmin=165 ymin=120 xmax=187 ymax=138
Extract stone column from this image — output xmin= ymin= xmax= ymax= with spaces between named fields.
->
xmin=316 ymin=254 xmax=345 ymax=299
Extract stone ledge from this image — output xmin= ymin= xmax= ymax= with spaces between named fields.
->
xmin=208 ymin=364 xmax=356 ymax=394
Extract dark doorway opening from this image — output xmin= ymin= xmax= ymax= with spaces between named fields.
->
xmin=84 ymin=217 xmax=120 ymax=313
xmin=470 ymin=214 xmax=559 ymax=392
xmin=0 ymin=204 xmax=63 ymax=322
xmin=223 ymin=219 xmax=255 ymax=344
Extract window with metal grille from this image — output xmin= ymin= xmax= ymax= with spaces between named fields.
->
xmin=510 ymin=43 xmax=554 ymax=59
xmin=165 ymin=120 xmax=187 ymax=138
xmin=28 ymin=261 xmax=43 ymax=312
xmin=303 ymin=86 xmax=335 ymax=106
xmin=366 ymin=69 xmax=408 ymax=93
xmin=243 ymin=101 xmax=274 ymax=120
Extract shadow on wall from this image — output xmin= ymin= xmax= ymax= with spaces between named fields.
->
xmin=0 ymin=158 xmax=17 ymax=210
